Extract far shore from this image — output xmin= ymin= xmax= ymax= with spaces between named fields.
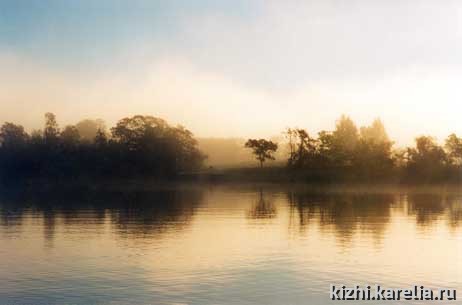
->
xmin=3 ymin=172 xmax=460 ymax=195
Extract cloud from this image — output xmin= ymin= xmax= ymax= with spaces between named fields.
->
xmin=172 ymin=0 xmax=462 ymax=92
xmin=1 ymin=49 xmax=461 ymax=147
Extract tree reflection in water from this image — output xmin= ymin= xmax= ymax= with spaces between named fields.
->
xmin=0 ymin=185 xmax=204 ymax=246
xmin=287 ymin=188 xmax=461 ymax=245
xmin=247 ymin=189 xmax=277 ymax=220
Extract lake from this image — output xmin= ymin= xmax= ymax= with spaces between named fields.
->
xmin=0 ymin=183 xmax=461 ymax=305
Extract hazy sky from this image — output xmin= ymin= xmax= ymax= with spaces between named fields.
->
xmin=1 ymin=0 xmax=462 ymax=145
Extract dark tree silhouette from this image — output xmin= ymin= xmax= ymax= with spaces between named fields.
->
xmin=44 ymin=112 xmax=59 ymax=145
xmin=245 ymin=139 xmax=278 ymax=168
xmin=0 ymin=113 xmax=206 ymax=183
xmin=282 ymin=115 xmax=458 ymax=182
xmin=0 ymin=113 xmax=460 ymax=184
xmin=94 ymin=128 xmax=108 ymax=147
xmin=110 ymin=115 xmax=205 ymax=174
xmin=0 ymin=123 xmax=29 ymax=149
xmin=285 ymin=128 xmax=316 ymax=168
xmin=61 ymin=125 xmax=81 ymax=148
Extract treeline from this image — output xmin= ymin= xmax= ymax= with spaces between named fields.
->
xmin=0 ymin=113 xmax=460 ymax=184
xmin=0 ymin=113 xmax=205 ymax=183
xmin=245 ymin=115 xmax=462 ymax=183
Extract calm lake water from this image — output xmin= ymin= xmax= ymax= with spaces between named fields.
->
xmin=0 ymin=184 xmax=461 ymax=305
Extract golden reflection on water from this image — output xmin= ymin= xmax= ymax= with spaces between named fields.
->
xmin=0 ymin=184 xmax=461 ymax=305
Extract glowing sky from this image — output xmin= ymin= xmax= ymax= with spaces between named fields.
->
xmin=1 ymin=0 xmax=462 ymax=145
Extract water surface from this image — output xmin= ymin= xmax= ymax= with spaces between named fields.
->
xmin=0 ymin=184 xmax=461 ymax=305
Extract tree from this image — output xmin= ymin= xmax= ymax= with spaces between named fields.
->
xmin=0 ymin=123 xmax=31 ymax=181
xmin=111 ymin=115 xmax=168 ymax=150
xmin=354 ymin=119 xmax=394 ymax=178
xmin=94 ymin=128 xmax=108 ymax=147
xmin=445 ymin=134 xmax=462 ymax=165
xmin=0 ymin=122 xmax=29 ymax=149
xmin=30 ymin=129 xmax=44 ymax=145
xmin=331 ymin=115 xmax=359 ymax=165
xmin=316 ymin=130 xmax=335 ymax=166
xmin=111 ymin=115 xmax=204 ymax=174
xmin=245 ymin=139 xmax=278 ymax=168
xmin=168 ymin=125 xmax=205 ymax=171
xmin=44 ymin=112 xmax=59 ymax=145
xmin=360 ymin=118 xmax=390 ymax=144
xmin=0 ymin=113 xmax=206 ymax=181
xmin=285 ymin=128 xmax=316 ymax=168
xmin=61 ymin=125 xmax=81 ymax=148
xmin=412 ymin=136 xmax=446 ymax=161
xmin=333 ymin=115 xmax=359 ymax=150
xmin=406 ymin=136 xmax=448 ymax=181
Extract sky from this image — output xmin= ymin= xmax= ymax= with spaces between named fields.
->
xmin=1 ymin=0 xmax=462 ymax=146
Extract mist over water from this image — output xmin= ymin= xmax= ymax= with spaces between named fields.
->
xmin=0 ymin=184 xmax=460 ymax=305
xmin=2 ymin=2 xmax=462 ymax=305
